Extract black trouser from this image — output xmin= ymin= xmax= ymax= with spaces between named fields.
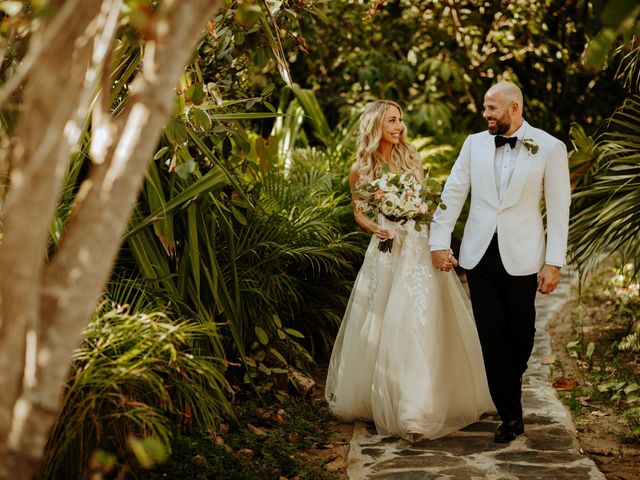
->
xmin=466 ymin=234 xmax=538 ymax=423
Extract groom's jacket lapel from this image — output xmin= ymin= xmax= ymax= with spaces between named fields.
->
xmin=478 ymin=133 xmax=500 ymax=207
xmin=500 ymin=123 xmax=533 ymax=210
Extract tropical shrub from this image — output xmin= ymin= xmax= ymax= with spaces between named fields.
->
xmin=569 ymin=38 xmax=640 ymax=281
xmin=39 ymin=296 xmax=231 ymax=480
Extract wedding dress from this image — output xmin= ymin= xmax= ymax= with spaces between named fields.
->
xmin=325 ymin=217 xmax=494 ymax=441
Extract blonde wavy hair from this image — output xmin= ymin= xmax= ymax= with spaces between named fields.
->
xmin=354 ymin=100 xmax=423 ymax=184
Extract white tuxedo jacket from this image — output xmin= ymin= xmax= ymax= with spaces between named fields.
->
xmin=429 ymin=121 xmax=571 ymax=276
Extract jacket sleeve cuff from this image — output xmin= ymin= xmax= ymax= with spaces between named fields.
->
xmin=545 ymin=259 xmax=565 ymax=268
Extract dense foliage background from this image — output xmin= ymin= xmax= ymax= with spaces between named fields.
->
xmin=1 ymin=0 xmax=639 ymax=477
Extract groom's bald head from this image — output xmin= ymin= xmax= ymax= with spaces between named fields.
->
xmin=487 ymin=81 xmax=524 ymax=111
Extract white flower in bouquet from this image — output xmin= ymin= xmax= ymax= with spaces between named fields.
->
xmin=354 ymin=169 xmax=446 ymax=253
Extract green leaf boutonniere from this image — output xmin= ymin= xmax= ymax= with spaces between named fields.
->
xmin=522 ymin=138 xmax=539 ymax=155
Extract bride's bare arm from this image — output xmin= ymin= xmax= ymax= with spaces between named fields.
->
xmin=415 ymin=160 xmax=426 ymax=182
xmin=349 ymin=164 xmax=391 ymax=240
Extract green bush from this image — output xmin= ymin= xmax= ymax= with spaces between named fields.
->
xmin=39 ymin=303 xmax=231 ymax=480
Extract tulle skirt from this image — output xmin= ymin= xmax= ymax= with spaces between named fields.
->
xmin=325 ymin=221 xmax=494 ymax=440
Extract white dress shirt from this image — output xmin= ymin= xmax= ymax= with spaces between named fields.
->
xmin=494 ymin=122 xmax=525 ymax=202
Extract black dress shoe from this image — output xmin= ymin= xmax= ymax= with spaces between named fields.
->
xmin=494 ymin=420 xmax=524 ymax=443
xmin=497 ymin=419 xmax=524 ymax=435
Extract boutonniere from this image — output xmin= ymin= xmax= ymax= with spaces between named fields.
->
xmin=522 ymin=138 xmax=539 ymax=155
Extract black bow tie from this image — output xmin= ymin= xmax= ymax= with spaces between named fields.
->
xmin=495 ymin=135 xmax=517 ymax=149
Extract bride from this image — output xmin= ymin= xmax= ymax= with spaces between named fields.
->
xmin=325 ymin=100 xmax=494 ymax=441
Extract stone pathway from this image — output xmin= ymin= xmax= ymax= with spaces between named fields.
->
xmin=346 ymin=270 xmax=606 ymax=479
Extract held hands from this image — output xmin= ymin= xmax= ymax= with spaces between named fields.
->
xmin=538 ymin=264 xmax=560 ymax=294
xmin=431 ymin=249 xmax=458 ymax=272
xmin=374 ymin=225 xmax=393 ymax=241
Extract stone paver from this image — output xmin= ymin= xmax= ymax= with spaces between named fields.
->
xmin=347 ymin=270 xmax=605 ymax=479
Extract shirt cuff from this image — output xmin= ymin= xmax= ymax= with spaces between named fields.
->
xmin=545 ymin=261 xmax=564 ymax=268
xmin=429 ymin=244 xmax=450 ymax=252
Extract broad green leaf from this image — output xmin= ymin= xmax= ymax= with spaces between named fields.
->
xmin=261 ymin=83 xmax=275 ymax=97
xmin=231 ymin=206 xmax=247 ymax=225
xmin=284 ymin=328 xmax=304 ymax=339
xmin=153 ymin=146 xmax=169 ymax=160
xmin=255 ymin=326 xmax=269 ymax=345
xmin=187 ymin=108 xmax=212 ymax=132
xmin=269 ymin=347 xmax=288 ymax=365
xmin=174 ymin=159 xmax=196 ymax=179
xmin=585 ymin=341 xmax=595 ymax=360
xmin=187 ymin=203 xmax=200 ymax=296
xmin=290 ymin=84 xmax=332 ymax=147
xmin=165 ymin=117 xmax=189 ymax=144
xmin=584 ymin=28 xmax=617 ymax=69
xmin=185 ymin=83 xmax=206 ymax=105
xmin=144 ymin=161 xmax=175 ymax=256
xmin=128 ymin=437 xmax=168 ymax=469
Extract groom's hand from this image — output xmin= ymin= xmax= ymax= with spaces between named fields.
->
xmin=431 ymin=249 xmax=456 ymax=272
xmin=538 ymin=265 xmax=560 ymax=294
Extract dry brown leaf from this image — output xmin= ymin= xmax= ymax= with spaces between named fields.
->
xmin=289 ymin=367 xmax=315 ymax=393
xmin=247 ymin=423 xmax=269 ymax=436
xmin=275 ymin=408 xmax=287 ymax=424
xmin=324 ymin=457 xmax=346 ymax=472
xmin=288 ymin=432 xmax=299 ymax=443
xmin=214 ymin=436 xmax=225 ymax=446
xmin=238 ymin=448 xmax=255 ymax=456
xmin=552 ymin=377 xmax=578 ymax=391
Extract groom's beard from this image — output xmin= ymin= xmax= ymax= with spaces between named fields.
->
xmin=487 ymin=113 xmax=511 ymax=135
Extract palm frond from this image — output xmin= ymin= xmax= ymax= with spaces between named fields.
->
xmin=39 ymin=306 xmax=232 ymax=480
xmin=569 ymin=95 xmax=640 ymax=280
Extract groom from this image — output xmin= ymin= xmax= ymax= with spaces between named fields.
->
xmin=429 ymin=81 xmax=571 ymax=443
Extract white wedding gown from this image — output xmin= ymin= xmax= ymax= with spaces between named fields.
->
xmin=325 ymin=218 xmax=494 ymax=440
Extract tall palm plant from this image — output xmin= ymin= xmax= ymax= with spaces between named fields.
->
xmin=569 ymin=40 xmax=640 ymax=279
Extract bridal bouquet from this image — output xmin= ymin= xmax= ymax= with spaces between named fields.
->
xmin=355 ymin=170 xmax=446 ymax=253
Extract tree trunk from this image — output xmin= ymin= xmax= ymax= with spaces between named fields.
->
xmin=0 ymin=0 xmax=105 ymax=458
xmin=0 ymin=1 xmax=221 ymax=478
